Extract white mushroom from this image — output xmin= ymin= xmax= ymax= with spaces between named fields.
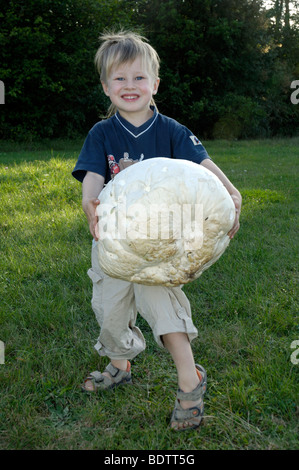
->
xmin=96 ymin=158 xmax=235 ymax=286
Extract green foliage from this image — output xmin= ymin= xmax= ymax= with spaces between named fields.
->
xmin=0 ymin=0 xmax=299 ymax=140
xmin=135 ymin=0 xmax=299 ymax=138
xmin=0 ymin=0 xmax=133 ymax=140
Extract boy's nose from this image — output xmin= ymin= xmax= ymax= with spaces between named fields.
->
xmin=125 ymin=79 xmax=136 ymax=89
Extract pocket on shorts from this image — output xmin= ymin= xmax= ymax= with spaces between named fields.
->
xmin=168 ymin=289 xmax=198 ymax=340
xmin=87 ymin=268 xmax=105 ymax=326
xmin=87 ymin=268 xmax=103 ymax=284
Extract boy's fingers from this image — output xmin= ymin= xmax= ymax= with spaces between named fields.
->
xmin=94 ymin=220 xmax=100 ymax=240
xmin=93 ymin=200 xmax=100 ymax=240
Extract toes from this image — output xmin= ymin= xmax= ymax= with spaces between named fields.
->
xmin=83 ymin=379 xmax=95 ymax=392
xmin=171 ymin=420 xmax=199 ymax=431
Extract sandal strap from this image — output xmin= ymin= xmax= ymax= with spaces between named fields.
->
xmin=87 ymin=361 xmax=132 ymax=390
xmin=89 ymin=370 xmax=113 ymax=387
xmin=172 ymin=399 xmax=204 ymax=421
xmin=105 ymin=362 xmax=122 ymax=377
xmin=176 ymin=364 xmax=207 ymax=401
xmin=176 ymin=380 xmax=205 ymax=401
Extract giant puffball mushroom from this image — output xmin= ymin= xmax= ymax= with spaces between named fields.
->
xmin=96 ymin=158 xmax=235 ymax=286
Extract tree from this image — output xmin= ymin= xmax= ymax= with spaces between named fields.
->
xmin=0 ymin=0 xmax=134 ymax=139
xmin=262 ymin=0 xmax=299 ymax=135
xmin=1 ymin=0 xmax=298 ymax=139
xmin=132 ymin=0 xmax=272 ymax=138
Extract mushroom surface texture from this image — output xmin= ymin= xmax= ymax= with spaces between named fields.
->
xmin=96 ymin=158 xmax=235 ymax=286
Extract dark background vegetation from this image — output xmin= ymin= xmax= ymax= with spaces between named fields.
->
xmin=1 ymin=0 xmax=298 ymax=141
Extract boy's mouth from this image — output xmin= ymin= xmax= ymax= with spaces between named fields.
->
xmin=121 ymin=94 xmax=139 ymax=101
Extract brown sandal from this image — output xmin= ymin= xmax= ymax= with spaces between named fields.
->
xmin=81 ymin=361 xmax=132 ymax=392
xmin=170 ymin=364 xmax=207 ymax=431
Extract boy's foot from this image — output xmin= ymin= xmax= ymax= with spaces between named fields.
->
xmin=82 ymin=361 xmax=132 ymax=392
xmin=170 ymin=364 xmax=207 ymax=431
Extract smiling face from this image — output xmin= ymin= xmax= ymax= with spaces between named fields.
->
xmin=101 ymin=56 xmax=160 ymax=124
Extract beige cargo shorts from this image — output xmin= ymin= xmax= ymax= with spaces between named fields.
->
xmin=87 ymin=241 xmax=198 ymax=360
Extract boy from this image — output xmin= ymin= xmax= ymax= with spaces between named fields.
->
xmin=72 ymin=31 xmax=242 ymax=431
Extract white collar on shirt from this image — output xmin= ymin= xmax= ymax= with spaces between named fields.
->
xmin=115 ymin=108 xmax=158 ymax=139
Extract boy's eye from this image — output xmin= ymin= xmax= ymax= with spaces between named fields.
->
xmin=113 ymin=76 xmax=146 ymax=81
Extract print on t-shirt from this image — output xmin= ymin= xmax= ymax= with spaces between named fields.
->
xmin=108 ymin=152 xmax=145 ymax=178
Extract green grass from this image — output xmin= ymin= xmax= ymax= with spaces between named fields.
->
xmin=0 ymin=138 xmax=298 ymax=450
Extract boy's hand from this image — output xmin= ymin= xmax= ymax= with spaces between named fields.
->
xmin=200 ymin=159 xmax=241 ymax=240
xmin=228 ymin=193 xmax=242 ymax=239
xmin=83 ymin=198 xmax=100 ymax=240
xmin=82 ymin=171 xmax=105 ymax=241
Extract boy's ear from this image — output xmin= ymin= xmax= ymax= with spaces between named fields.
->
xmin=101 ymin=81 xmax=109 ymax=97
xmin=152 ymin=77 xmax=160 ymax=95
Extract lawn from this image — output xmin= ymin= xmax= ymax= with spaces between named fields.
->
xmin=0 ymin=138 xmax=298 ymax=450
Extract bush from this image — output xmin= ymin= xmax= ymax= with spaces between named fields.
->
xmin=212 ymin=94 xmax=269 ymax=139
xmin=0 ymin=0 xmax=133 ymax=140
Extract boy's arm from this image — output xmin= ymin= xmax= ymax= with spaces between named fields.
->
xmin=82 ymin=171 xmax=105 ymax=240
xmin=200 ymin=159 xmax=242 ymax=239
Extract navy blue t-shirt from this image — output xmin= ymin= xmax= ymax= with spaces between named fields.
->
xmin=72 ymin=107 xmax=210 ymax=183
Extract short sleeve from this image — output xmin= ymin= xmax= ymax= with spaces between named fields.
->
xmin=170 ymin=121 xmax=211 ymax=164
xmin=72 ymin=124 xmax=107 ymax=182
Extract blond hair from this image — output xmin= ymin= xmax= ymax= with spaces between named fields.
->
xmin=95 ymin=31 xmax=160 ymax=117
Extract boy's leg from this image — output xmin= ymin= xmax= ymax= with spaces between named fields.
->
xmin=134 ymin=284 xmax=205 ymax=430
xmin=83 ymin=268 xmax=143 ymax=390
xmin=88 ymin=240 xmax=145 ymax=360
xmin=162 ymin=332 xmax=203 ymax=430
xmin=134 ymin=283 xmax=198 ymax=347
xmin=83 ymin=242 xmax=146 ymax=391
xmin=162 ymin=332 xmax=199 ymax=392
